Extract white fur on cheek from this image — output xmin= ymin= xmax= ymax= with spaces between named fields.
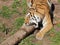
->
xmin=29 ymin=18 xmax=38 ymax=28
xmin=34 ymin=14 xmax=41 ymax=22
xmin=29 ymin=14 xmax=41 ymax=28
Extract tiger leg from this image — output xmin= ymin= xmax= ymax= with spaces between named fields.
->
xmin=36 ymin=22 xmax=53 ymax=40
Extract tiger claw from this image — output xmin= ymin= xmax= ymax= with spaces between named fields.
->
xmin=36 ymin=33 xmax=44 ymax=40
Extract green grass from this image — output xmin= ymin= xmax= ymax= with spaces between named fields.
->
xmin=0 ymin=0 xmax=27 ymax=36
xmin=19 ymin=35 xmax=42 ymax=45
xmin=10 ymin=17 xmax=24 ymax=35
xmin=49 ymin=31 xmax=60 ymax=45
xmin=22 ymin=8 xmax=27 ymax=14
xmin=46 ymin=28 xmax=60 ymax=45
xmin=0 ymin=0 xmax=27 ymax=18
xmin=0 ymin=6 xmax=13 ymax=18
xmin=57 ymin=24 xmax=60 ymax=27
xmin=0 ymin=23 xmax=8 ymax=32
xmin=19 ymin=35 xmax=35 ymax=45
xmin=21 ymin=0 xmax=27 ymax=14
xmin=0 ymin=0 xmax=27 ymax=19
xmin=21 ymin=0 xmax=27 ymax=8
xmin=0 ymin=23 xmax=4 ymax=32
xmin=58 ymin=0 xmax=60 ymax=3
xmin=12 ymin=0 xmax=27 ymax=14
xmin=12 ymin=0 xmax=21 ymax=9
xmin=14 ymin=17 xmax=24 ymax=29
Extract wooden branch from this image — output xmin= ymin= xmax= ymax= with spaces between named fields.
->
xmin=0 ymin=24 xmax=35 ymax=45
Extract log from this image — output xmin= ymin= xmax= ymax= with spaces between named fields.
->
xmin=0 ymin=24 xmax=35 ymax=45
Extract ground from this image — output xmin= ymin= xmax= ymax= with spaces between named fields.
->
xmin=0 ymin=0 xmax=60 ymax=45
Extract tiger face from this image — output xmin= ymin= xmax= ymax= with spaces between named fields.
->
xmin=26 ymin=0 xmax=55 ymax=25
xmin=25 ymin=0 xmax=51 ymax=28
xmin=25 ymin=8 xmax=44 ymax=28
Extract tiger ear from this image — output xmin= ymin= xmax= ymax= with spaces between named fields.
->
xmin=26 ymin=0 xmax=34 ymax=8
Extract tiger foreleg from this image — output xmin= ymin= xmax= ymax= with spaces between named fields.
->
xmin=36 ymin=22 xmax=53 ymax=40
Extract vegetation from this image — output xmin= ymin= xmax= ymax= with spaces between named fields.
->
xmin=21 ymin=0 xmax=27 ymax=14
xmin=0 ymin=6 xmax=13 ymax=18
xmin=13 ymin=17 xmax=24 ymax=29
xmin=12 ymin=0 xmax=21 ymax=9
xmin=0 ymin=0 xmax=27 ymax=43
xmin=58 ymin=0 xmax=60 ymax=2
xmin=0 ymin=23 xmax=8 ymax=33
xmin=19 ymin=34 xmax=42 ymax=45
xmin=49 ymin=28 xmax=60 ymax=45
xmin=0 ymin=0 xmax=27 ymax=18
xmin=10 ymin=17 xmax=24 ymax=35
xmin=57 ymin=24 xmax=60 ymax=27
xmin=50 ymin=31 xmax=60 ymax=45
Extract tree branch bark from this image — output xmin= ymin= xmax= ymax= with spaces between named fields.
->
xmin=0 ymin=24 xmax=35 ymax=45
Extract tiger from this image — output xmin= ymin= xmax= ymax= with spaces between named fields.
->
xmin=24 ymin=0 xmax=55 ymax=40
xmin=26 ymin=0 xmax=55 ymax=23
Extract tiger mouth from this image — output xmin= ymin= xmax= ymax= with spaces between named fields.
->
xmin=28 ymin=23 xmax=37 ymax=26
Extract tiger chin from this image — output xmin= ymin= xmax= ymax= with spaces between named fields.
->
xmin=25 ymin=0 xmax=55 ymax=40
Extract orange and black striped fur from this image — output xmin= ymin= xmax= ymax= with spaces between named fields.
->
xmin=25 ymin=0 xmax=55 ymax=40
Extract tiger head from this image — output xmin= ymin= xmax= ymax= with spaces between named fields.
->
xmin=25 ymin=0 xmax=54 ymax=28
xmin=25 ymin=8 xmax=44 ymax=28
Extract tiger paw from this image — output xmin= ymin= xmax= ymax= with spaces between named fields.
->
xmin=36 ymin=32 xmax=44 ymax=40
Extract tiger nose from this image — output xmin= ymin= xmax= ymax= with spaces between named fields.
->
xmin=25 ymin=23 xmax=29 ymax=25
